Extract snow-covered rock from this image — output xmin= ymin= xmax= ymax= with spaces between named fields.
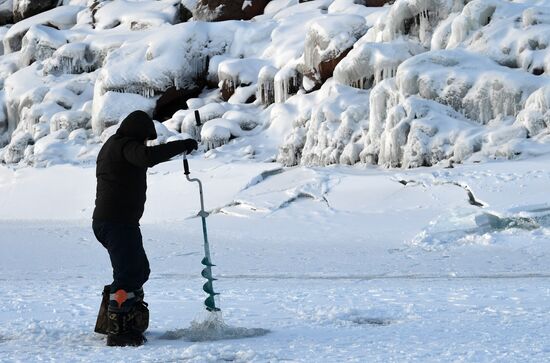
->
xmin=334 ymin=38 xmax=425 ymax=89
xmin=516 ymin=86 xmax=550 ymax=138
xmin=257 ymin=65 xmax=277 ymax=105
xmin=92 ymin=0 xmax=182 ymax=30
xmin=302 ymin=14 xmax=368 ymax=86
xmin=278 ymin=80 xmax=370 ymax=166
xmin=0 ymin=0 xmax=13 ymax=26
xmin=201 ymin=109 xmax=262 ymax=150
xmin=181 ymin=102 xmax=228 ymax=140
xmin=43 ymin=42 xmax=98 ymax=75
xmin=20 ymin=25 xmax=67 ymax=66
xmin=436 ymin=0 xmax=550 ymax=76
xmin=3 ymin=5 xmax=83 ymax=54
xmin=366 ymin=0 xmax=467 ymax=47
xmin=50 ymin=110 xmax=90 ymax=133
xmin=218 ymin=58 xmax=271 ymax=101
xmin=13 ymin=0 xmax=61 ymax=23
xmin=91 ymin=91 xmax=156 ymax=135
xmin=396 ymin=49 xmax=547 ymax=125
xmin=2 ymin=130 xmax=32 ymax=163
xmin=1 ymin=0 xmax=550 ymax=169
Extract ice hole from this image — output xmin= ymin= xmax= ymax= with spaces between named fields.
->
xmin=161 ymin=311 xmax=270 ymax=342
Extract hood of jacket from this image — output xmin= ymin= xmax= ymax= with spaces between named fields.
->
xmin=116 ymin=110 xmax=157 ymax=141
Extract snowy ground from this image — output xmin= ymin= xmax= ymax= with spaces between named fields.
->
xmin=1 ymin=154 xmax=550 ymax=362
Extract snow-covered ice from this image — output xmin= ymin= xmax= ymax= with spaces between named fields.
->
xmin=2 ymin=153 xmax=550 ymax=361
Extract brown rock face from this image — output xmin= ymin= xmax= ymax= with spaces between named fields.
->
xmin=0 ymin=0 xmax=13 ymax=26
xmin=317 ymin=48 xmax=352 ymax=83
xmin=194 ymin=0 xmax=270 ymax=22
xmin=13 ymin=0 xmax=61 ymax=22
xmin=356 ymin=0 xmax=393 ymax=6
xmin=153 ymin=86 xmax=204 ymax=121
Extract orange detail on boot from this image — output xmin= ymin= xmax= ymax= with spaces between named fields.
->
xmin=113 ymin=289 xmax=128 ymax=308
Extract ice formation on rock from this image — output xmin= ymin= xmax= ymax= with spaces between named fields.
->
xmin=396 ymin=49 xmax=547 ymax=124
xmin=334 ymin=38 xmax=425 ymax=89
xmin=302 ymin=14 xmax=368 ymax=85
xmin=3 ymin=5 xmax=82 ymax=53
xmin=20 ymin=25 xmax=67 ymax=66
xmin=13 ymin=0 xmax=61 ymax=23
xmin=50 ymin=110 xmax=90 ymax=133
xmin=2 ymin=130 xmax=32 ymax=163
xmin=278 ymin=80 xmax=370 ymax=166
xmin=180 ymin=102 xmax=228 ymax=140
xmin=92 ymin=0 xmax=182 ymax=30
xmin=516 ymin=86 xmax=550 ymax=138
xmin=217 ymin=58 xmax=271 ymax=101
xmin=434 ymin=0 xmax=550 ymax=76
xmin=365 ymin=0 xmax=466 ymax=47
xmin=201 ymin=109 xmax=262 ymax=150
xmin=274 ymin=65 xmax=303 ymax=104
xmin=92 ymin=91 xmax=156 ymax=135
xmin=257 ymin=65 xmax=277 ymax=105
xmin=42 ymin=42 xmax=97 ymax=75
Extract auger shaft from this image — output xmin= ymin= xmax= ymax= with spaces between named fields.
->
xmin=182 ymin=110 xmax=220 ymax=312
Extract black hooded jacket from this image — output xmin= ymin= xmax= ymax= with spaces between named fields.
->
xmin=93 ymin=110 xmax=197 ymax=224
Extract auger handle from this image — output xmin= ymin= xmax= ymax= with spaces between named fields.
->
xmin=194 ymin=110 xmax=202 ymax=126
xmin=184 ymin=157 xmax=190 ymax=175
xmin=183 ymin=111 xmax=202 ymax=176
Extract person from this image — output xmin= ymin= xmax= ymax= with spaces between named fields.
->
xmin=92 ymin=110 xmax=198 ymax=347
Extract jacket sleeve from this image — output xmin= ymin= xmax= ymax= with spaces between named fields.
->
xmin=122 ymin=139 xmax=194 ymax=168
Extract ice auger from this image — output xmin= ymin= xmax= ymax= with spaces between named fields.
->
xmin=183 ymin=110 xmax=220 ymax=312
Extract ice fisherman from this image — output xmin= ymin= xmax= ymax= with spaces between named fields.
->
xmin=92 ymin=110 xmax=198 ymax=346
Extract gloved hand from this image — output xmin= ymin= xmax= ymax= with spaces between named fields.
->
xmin=184 ymin=139 xmax=198 ymax=153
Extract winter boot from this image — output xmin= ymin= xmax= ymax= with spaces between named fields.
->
xmin=94 ymin=285 xmax=110 ymax=335
xmin=106 ymin=288 xmax=149 ymax=347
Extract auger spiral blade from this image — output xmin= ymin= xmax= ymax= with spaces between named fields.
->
xmin=205 ymin=296 xmax=221 ymax=312
xmin=203 ymin=280 xmax=220 ymax=296
xmin=201 ymin=257 xmax=215 ymax=267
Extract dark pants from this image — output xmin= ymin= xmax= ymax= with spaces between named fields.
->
xmin=93 ymin=220 xmax=150 ymax=293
